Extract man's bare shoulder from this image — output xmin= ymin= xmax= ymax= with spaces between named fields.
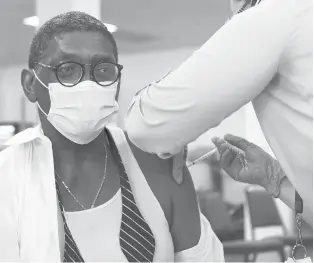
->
xmin=125 ymin=132 xmax=173 ymax=180
xmin=125 ymin=133 xmax=174 ymax=220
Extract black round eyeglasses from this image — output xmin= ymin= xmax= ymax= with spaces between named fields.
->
xmin=34 ymin=61 xmax=123 ymax=87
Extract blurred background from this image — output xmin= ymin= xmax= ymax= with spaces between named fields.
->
xmin=0 ymin=0 xmax=312 ymax=261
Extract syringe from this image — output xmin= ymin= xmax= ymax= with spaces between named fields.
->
xmin=187 ymin=148 xmax=218 ymax=168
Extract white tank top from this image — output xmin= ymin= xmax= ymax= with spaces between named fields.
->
xmin=65 ymin=190 xmax=124 ymax=261
xmin=65 ymin=125 xmax=174 ymax=262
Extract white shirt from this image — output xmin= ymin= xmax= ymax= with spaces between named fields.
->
xmin=0 ymin=125 xmax=224 ymax=262
xmin=65 ymin=189 xmax=123 ymax=262
xmin=125 ymin=0 xmax=313 ymax=211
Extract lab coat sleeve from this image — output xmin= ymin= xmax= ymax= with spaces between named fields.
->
xmin=174 ymin=214 xmax=225 ymax=262
xmin=125 ymin=0 xmax=294 ymax=155
xmin=0 ymin=147 xmax=20 ymax=261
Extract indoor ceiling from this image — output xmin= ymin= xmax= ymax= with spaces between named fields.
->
xmin=1 ymin=0 xmax=230 ymax=67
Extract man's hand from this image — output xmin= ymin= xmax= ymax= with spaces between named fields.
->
xmin=212 ymin=134 xmax=286 ymax=197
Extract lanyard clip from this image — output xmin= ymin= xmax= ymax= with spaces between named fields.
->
xmin=291 ymin=191 xmax=308 ymax=261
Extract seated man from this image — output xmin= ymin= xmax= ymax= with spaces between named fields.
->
xmin=0 ymin=12 xmax=224 ymax=262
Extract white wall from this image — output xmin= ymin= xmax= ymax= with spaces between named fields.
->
xmin=0 ymin=64 xmax=38 ymax=123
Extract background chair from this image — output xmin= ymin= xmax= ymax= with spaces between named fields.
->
xmin=244 ymin=185 xmax=286 ymax=241
xmin=243 ymin=186 xmax=286 ymax=261
xmin=197 ymin=191 xmax=243 ymax=242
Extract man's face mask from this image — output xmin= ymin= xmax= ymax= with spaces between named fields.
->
xmin=33 ymin=70 xmax=120 ymax=144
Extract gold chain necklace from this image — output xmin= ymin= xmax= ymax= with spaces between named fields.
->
xmin=55 ymin=144 xmax=108 ymax=210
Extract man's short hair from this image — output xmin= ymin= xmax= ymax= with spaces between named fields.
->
xmin=28 ymin=11 xmax=118 ymax=69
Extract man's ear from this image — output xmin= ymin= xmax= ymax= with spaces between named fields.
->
xmin=21 ymin=69 xmax=37 ymax=103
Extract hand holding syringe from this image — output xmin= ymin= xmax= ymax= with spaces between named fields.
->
xmin=187 ymin=139 xmax=247 ymax=168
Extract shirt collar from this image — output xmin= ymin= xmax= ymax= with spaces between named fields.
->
xmin=4 ymin=125 xmax=47 ymax=146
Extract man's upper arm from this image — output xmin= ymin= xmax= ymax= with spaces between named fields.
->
xmin=126 ymin=134 xmax=201 ymax=252
xmin=170 ymin=164 xmax=201 ymax=253
xmin=125 ymin=0 xmax=293 ymax=155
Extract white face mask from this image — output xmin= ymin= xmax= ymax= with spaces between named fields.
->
xmin=33 ymin=71 xmax=120 ymax=144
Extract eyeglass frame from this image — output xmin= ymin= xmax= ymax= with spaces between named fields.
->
xmin=33 ymin=61 xmax=123 ymax=87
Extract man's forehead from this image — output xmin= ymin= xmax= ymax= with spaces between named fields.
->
xmin=43 ymin=31 xmax=115 ymax=64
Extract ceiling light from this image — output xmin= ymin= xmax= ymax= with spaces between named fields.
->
xmin=103 ymin=23 xmax=118 ymax=33
xmin=23 ymin=16 xmax=39 ymax=27
xmin=23 ymin=16 xmax=118 ymax=33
